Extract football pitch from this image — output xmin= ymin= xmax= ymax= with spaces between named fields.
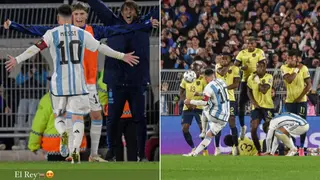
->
xmin=161 ymin=155 xmax=320 ymax=180
xmin=0 ymin=161 xmax=159 ymax=180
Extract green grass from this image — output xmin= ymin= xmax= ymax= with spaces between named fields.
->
xmin=0 ymin=161 xmax=159 ymax=180
xmin=161 ymin=155 xmax=320 ymax=180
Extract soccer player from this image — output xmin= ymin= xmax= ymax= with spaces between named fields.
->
xmin=247 ymin=61 xmax=274 ymax=156
xmin=183 ymin=69 xmax=230 ymax=156
xmin=87 ymin=0 xmax=159 ymax=161
xmin=235 ymin=38 xmax=266 ymax=139
xmin=215 ymin=53 xmax=240 ymax=155
xmin=224 ymin=135 xmax=266 ymax=156
xmin=3 ymin=2 xmax=156 ymax=162
xmin=4 ymin=4 xmax=139 ymax=163
xmin=263 ymin=112 xmax=309 ymax=156
xmin=180 ymin=63 xmax=207 ymax=155
xmin=280 ymin=50 xmax=312 ymax=156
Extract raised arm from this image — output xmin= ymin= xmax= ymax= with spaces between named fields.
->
xmin=87 ymin=0 xmax=120 ymax=26
xmin=83 ymin=30 xmax=139 ymax=66
xmin=4 ymin=19 xmax=53 ymax=37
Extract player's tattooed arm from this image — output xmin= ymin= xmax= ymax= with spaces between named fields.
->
xmin=283 ymin=73 xmax=298 ymax=84
xmin=227 ymin=77 xmax=240 ymax=90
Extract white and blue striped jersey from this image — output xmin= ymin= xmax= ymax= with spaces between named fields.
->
xmin=203 ymin=78 xmax=230 ymax=122
xmin=268 ymin=112 xmax=308 ymax=131
xmin=42 ymin=24 xmax=100 ymax=96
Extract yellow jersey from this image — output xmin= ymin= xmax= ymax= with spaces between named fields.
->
xmin=236 ymin=48 xmax=265 ymax=82
xmin=247 ymin=73 xmax=274 ymax=109
xmin=180 ymin=75 xmax=207 ymax=110
xmin=234 ymin=137 xmax=264 ymax=156
xmin=280 ymin=64 xmax=310 ymax=103
xmin=215 ymin=64 xmax=240 ymax=101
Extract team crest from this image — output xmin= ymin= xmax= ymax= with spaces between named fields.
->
xmin=196 ymin=81 xmax=200 ymax=86
xmin=228 ymin=69 xmax=232 ymax=74
xmin=262 ymin=79 xmax=266 ymax=84
xmin=252 ymin=53 xmax=256 ymax=57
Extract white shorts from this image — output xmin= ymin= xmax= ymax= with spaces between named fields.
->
xmin=284 ymin=124 xmax=309 ymax=136
xmin=87 ymin=84 xmax=102 ymax=111
xmin=50 ymin=94 xmax=90 ymax=115
xmin=204 ymin=111 xmax=227 ymax=135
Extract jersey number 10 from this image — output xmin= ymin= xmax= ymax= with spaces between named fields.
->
xmin=57 ymin=40 xmax=82 ymax=65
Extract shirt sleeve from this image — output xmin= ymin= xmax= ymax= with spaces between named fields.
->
xmin=180 ymin=79 xmax=186 ymax=89
xmin=42 ymin=30 xmax=52 ymax=48
xmin=302 ymin=66 xmax=310 ymax=79
xmin=233 ymin=66 xmax=240 ymax=78
xmin=280 ymin=65 xmax=289 ymax=77
xmin=235 ymin=51 xmax=242 ymax=63
xmin=83 ymin=30 xmax=100 ymax=52
xmin=247 ymin=75 xmax=253 ymax=89
xmin=258 ymin=50 xmax=266 ymax=61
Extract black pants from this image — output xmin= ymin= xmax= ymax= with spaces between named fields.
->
xmin=47 ymin=152 xmax=88 ymax=161
xmin=106 ymin=85 xmax=147 ymax=159
xmin=115 ymin=118 xmax=138 ymax=161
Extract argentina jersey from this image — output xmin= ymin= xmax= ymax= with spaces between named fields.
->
xmin=43 ymin=24 xmax=88 ymax=96
xmin=206 ymin=78 xmax=230 ymax=122
xmin=271 ymin=112 xmax=308 ymax=130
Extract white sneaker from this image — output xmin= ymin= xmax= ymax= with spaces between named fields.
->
xmin=232 ymin=146 xmax=239 ymax=156
xmin=240 ymin=125 xmax=247 ymax=140
xmin=183 ymin=152 xmax=197 ymax=157
xmin=0 ymin=144 xmax=6 ymax=150
xmin=89 ymin=155 xmax=108 ymax=162
xmin=60 ymin=132 xmax=69 ymax=157
xmin=286 ymin=149 xmax=298 ymax=156
xmin=199 ymin=132 xmax=205 ymax=138
xmin=214 ymin=147 xmax=221 ymax=156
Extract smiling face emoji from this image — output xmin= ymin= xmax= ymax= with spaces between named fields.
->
xmin=46 ymin=170 xmax=54 ymax=178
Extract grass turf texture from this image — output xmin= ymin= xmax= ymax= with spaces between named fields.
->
xmin=161 ymin=155 xmax=320 ymax=180
xmin=0 ymin=162 xmax=159 ymax=180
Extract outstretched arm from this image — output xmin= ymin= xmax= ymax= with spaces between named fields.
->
xmin=84 ymin=30 xmax=139 ymax=66
xmin=4 ymin=19 xmax=53 ymax=36
xmin=87 ymin=0 xmax=119 ymax=26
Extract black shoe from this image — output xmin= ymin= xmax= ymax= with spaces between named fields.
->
xmin=105 ymin=149 xmax=115 ymax=161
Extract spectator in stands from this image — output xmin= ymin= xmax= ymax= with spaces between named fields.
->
xmin=28 ymin=92 xmax=87 ymax=161
xmin=13 ymin=57 xmax=48 ymax=150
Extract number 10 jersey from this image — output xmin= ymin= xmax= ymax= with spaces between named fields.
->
xmin=41 ymin=24 xmax=100 ymax=96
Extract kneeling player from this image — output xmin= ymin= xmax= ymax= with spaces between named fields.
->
xmin=263 ymin=112 xmax=309 ymax=156
xmin=183 ymin=69 xmax=230 ymax=156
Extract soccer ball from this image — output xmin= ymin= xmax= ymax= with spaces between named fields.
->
xmin=183 ymin=70 xmax=196 ymax=83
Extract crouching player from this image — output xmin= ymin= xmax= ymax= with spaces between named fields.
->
xmin=183 ymin=69 xmax=230 ymax=156
xmin=263 ymin=112 xmax=309 ymax=156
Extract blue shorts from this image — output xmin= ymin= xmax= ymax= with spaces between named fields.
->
xmin=181 ymin=109 xmax=202 ymax=125
xmin=230 ymin=101 xmax=238 ymax=116
xmin=251 ymin=108 xmax=274 ymax=122
xmin=285 ymin=102 xmax=307 ymax=119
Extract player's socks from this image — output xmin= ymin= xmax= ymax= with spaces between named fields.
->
xmin=65 ymin=114 xmax=73 ymax=157
xmin=194 ymin=136 xmax=211 ymax=155
xmin=275 ymin=132 xmax=295 ymax=150
xmin=72 ymin=120 xmax=84 ymax=154
xmin=183 ymin=131 xmax=195 ymax=148
xmin=252 ymin=132 xmax=261 ymax=153
xmin=215 ymin=131 xmax=221 ymax=148
xmin=300 ymin=133 xmax=306 ymax=148
xmin=231 ymin=127 xmax=239 ymax=146
xmin=271 ymin=138 xmax=279 ymax=155
xmin=239 ymin=111 xmax=245 ymax=127
xmin=54 ymin=116 xmax=66 ymax=135
xmin=90 ymin=119 xmax=102 ymax=156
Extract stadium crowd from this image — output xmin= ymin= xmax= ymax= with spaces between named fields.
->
xmin=160 ymin=0 xmax=320 ymax=115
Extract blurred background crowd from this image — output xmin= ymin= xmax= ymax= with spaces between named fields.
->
xmin=160 ymin=0 xmax=320 ymax=115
